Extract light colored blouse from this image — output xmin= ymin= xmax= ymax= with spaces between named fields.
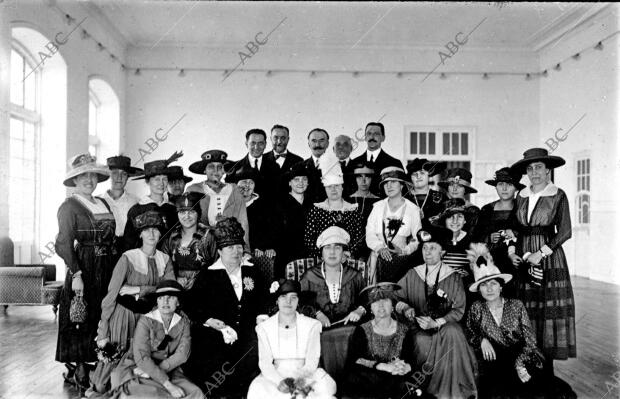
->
xmin=203 ymin=183 xmax=233 ymax=226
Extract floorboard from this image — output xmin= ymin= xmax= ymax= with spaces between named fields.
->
xmin=0 ymin=276 xmax=618 ymax=399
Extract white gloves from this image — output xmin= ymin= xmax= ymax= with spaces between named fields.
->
xmin=220 ymin=326 xmax=238 ymax=345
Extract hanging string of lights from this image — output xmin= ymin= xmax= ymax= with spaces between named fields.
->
xmin=53 ymin=5 xmax=619 ymax=81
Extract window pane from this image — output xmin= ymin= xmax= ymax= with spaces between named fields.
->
xmin=586 ymin=176 xmax=590 ymax=191
xmin=451 ymin=132 xmax=459 ymax=155
xmin=410 ymin=132 xmax=417 ymax=154
xmin=583 ymin=204 xmax=589 ymax=224
xmin=586 ymin=159 xmax=590 ymax=174
xmin=9 ymin=117 xmax=36 ymax=244
xmin=420 ymin=132 xmax=426 ymax=155
xmin=461 ymin=133 xmax=468 ymax=155
xmin=10 ymin=49 xmax=24 ymax=106
xmin=577 ymin=160 xmax=581 ymax=175
xmin=24 ymin=61 xmax=36 ymax=111
xmin=443 ymin=133 xmax=450 ymax=155
xmin=429 ymin=132 xmax=435 ymax=155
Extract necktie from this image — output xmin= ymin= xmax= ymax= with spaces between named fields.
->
xmin=275 ymin=153 xmax=286 ymax=159
xmin=254 ymin=159 xmax=259 ymax=169
xmin=315 ymin=159 xmax=320 ymax=168
xmin=369 ymin=154 xmax=375 ymax=163
xmin=340 ymin=160 xmax=346 ymax=169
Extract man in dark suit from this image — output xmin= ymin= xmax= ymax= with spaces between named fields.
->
xmin=351 ymin=121 xmax=404 ymax=196
xmin=333 ymin=134 xmax=357 ymax=198
xmin=227 ymin=128 xmax=280 ymax=200
xmin=299 ymin=128 xmax=329 ymax=203
xmin=264 ymin=124 xmax=303 ymax=173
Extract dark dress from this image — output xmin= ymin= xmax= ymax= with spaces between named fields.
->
xmin=304 ymin=202 xmax=365 ymax=260
xmin=466 ymin=298 xmax=575 ymax=399
xmin=122 ymin=197 xmax=179 ymax=252
xmin=275 ymin=193 xmax=312 ymax=278
xmin=405 ymin=189 xmax=447 ymax=229
xmin=514 ymin=184 xmax=576 ymax=360
xmin=472 ymin=201 xmax=520 ymax=298
xmin=300 ymin=265 xmax=367 ymax=381
xmin=160 ymin=223 xmax=217 ymax=289
xmin=184 ymin=260 xmax=268 ymax=396
xmin=55 ymin=196 xmax=116 ymax=363
xmin=344 ymin=321 xmax=414 ymax=398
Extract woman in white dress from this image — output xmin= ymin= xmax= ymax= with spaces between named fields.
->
xmin=247 ymin=279 xmax=337 ymax=399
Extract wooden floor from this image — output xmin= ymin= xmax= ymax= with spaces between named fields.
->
xmin=1 ymin=276 xmax=619 ymax=399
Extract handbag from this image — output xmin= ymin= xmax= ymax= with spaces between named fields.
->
xmin=69 ymin=292 xmax=88 ymax=325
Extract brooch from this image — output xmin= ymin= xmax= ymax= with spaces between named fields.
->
xmin=243 ymin=277 xmax=255 ymax=291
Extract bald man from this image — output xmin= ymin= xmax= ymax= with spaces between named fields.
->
xmin=333 ymin=134 xmax=356 ymax=198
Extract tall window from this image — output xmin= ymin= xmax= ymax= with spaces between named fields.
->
xmin=88 ymin=78 xmax=120 ymax=163
xmin=9 ymin=46 xmax=40 ymax=248
xmin=405 ymin=126 xmax=474 ymax=172
xmin=88 ymin=90 xmax=101 ymax=158
xmin=576 ymin=158 xmax=590 ymax=225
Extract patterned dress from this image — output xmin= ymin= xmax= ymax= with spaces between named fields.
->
xmin=303 ymin=201 xmax=364 ymax=260
xmin=55 ymin=195 xmax=116 ymax=363
xmin=344 ymin=321 xmax=414 ymax=398
xmin=514 ymin=183 xmax=576 ymax=359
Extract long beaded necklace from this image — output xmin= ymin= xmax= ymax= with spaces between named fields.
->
xmin=411 ymin=189 xmax=430 ymax=220
xmin=321 ymin=263 xmax=343 ymax=304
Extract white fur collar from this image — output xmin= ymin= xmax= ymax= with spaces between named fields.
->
xmin=124 ymin=249 xmax=169 ymax=276
xmin=138 ymin=193 xmax=170 ymax=206
xmin=518 ymin=183 xmax=558 ymax=198
xmin=144 ymin=309 xmax=182 ymax=332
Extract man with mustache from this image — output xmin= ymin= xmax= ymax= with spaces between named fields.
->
xmin=264 ymin=124 xmax=304 ymax=196
xmin=332 ymin=134 xmax=357 ymax=199
xmin=352 ymin=122 xmax=404 ymax=196
xmin=298 ymin=128 xmax=329 ymax=203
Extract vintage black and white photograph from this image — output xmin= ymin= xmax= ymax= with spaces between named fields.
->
xmin=0 ymin=1 xmax=618 ymax=398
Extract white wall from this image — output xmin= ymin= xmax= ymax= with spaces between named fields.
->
xmin=538 ymin=6 xmax=619 ymax=283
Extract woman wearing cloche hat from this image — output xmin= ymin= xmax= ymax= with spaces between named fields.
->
xmin=509 ymin=148 xmax=576 ymax=369
xmin=54 ymin=153 xmax=116 ymax=390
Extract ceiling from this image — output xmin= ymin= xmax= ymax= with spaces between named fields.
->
xmin=84 ymin=1 xmax=610 ymax=52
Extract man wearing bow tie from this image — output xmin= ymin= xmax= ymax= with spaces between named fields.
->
xmin=352 ymin=122 xmax=404 ymax=196
xmin=264 ymin=124 xmax=303 ymax=173
xmin=333 ymin=135 xmax=356 ymax=198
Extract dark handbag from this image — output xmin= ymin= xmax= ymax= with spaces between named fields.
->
xmin=69 ymin=292 xmax=88 ymax=324
xmin=116 ymin=294 xmax=153 ymax=314
xmin=424 ymin=289 xmax=453 ymax=320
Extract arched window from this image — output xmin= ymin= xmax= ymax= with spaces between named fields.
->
xmin=576 ymin=158 xmax=590 ymax=225
xmin=88 ymin=78 xmax=120 ymax=162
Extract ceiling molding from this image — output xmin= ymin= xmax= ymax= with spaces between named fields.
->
xmin=528 ymin=3 xmax=613 ymax=52
xmin=80 ymin=1 xmax=129 ymax=52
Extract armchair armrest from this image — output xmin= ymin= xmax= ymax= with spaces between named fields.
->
xmin=15 ymin=264 xmax=56 ymax=282
xmin=0 ymin=266 xmax=46 ymax=304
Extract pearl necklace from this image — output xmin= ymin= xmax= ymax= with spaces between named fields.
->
xmin=321 ymin=263 xmax=343 ymax=304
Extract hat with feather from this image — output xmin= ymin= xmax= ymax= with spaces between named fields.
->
xmin=133 ymin=151 xmax=184 ymax=180
xmin=467 ymin=243 xmax=513 ymax=292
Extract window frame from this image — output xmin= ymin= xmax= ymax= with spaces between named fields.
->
xmin=575 ymin=157 xmax=591 ymax=226
xmin=404 ymin=125 xmax=476 ymax=162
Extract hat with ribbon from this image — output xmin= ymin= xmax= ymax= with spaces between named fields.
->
xmin=213 ymin=217 xmax=246 ymax=249
xmin=378 ymin=167 xmax=410 ymax=191
xmin=151 ymin=279 xmax=185 ymax=299
xmin=318 ymin=152 xmax=344 ymax=187
xmin=416 ymin=226 xmax=452 ymax=249
xmin=174 ymin=192 xmax=203 ymax=214
xmin=360 ymin=282 xmax=402 ymax=306
xmin=133 ymin=210 xmax=165 ymax=232
xmin=485 ymin=167 xmax=525 ymax=190
xmin=189 ymin=150 xmax=233 ymax=175
xmin=438 ymin=168 xmax=478 ymax=194
xmin=167 ymin=166 xmax=193 ymax=183
xmin=133 ymin=151 xmax=184 ymax=180
xmin=467 ymin=243 xmax=513 ymax=292
xmin=63 ymin=153 xmax=110 ymax=187
xmin=284 ymin=162 xmax=310 ymax=182
xmin=406 ymin=158 xmax=446 ymax=177
xmin=509 ymin=147 xmax=566 ymax=176
xmin=430 ymin=198 xmax=472 ymax=227
xmin=316 ymin=226 xmax=350 ymax=249
xmin=106 ymin=155 xmax=143 ymax=176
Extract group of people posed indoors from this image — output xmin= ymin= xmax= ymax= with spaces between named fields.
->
xmin=54 ymin=122 xmax=577 ymax=399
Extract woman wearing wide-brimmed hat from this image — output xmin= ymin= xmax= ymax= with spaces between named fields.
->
xmin=471 ymin=167 xmax=525 ymax=298
xmin=97 ymin=211 xmax=175 ymax=354
xmin=438 ymin=167 xmax=481 ymax=236
xmin=186 ymin=149 xmax=250 ymax=252
xmin=465 ymin=243 xmax=576 ymax=399
xmin=365 ymin=167 xmax=422 ymax=283
xmin=166 ymin=165 xmax=193 ymax=205
xmin=404 ymin=158 xmax=448 ymax=228
xmin=184 ymin=217 xmax=268 ymax=397
xmin=509 ymin=148 xmax=576 ymax=368
xmin=247 ymin=279 xmax=337 ymax=399
xmin=161 ymin=192 xmax=217 ymax=290
xmin=122 ymin=152 xmax=183 ymax=252
xmin=54 ymin=153 xmax=116 ymax=390
xmin=342 ymin=282 xmax=417 ymax=399
xmin=102 ymin=155 xmax=142 ymax=242
xmin=109 ymin=280 xmax=203 ymax=398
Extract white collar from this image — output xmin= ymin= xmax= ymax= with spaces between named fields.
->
xmin=124 ymin=249 xmax=169 ymax=276
xmin=367 ymin=148 xmax=382 ymax=159
xmin=314 ymin=199 xmax=358 ymax=211
xmin=145 ymin=309 xmax=182 ymax=333
xmin=208 ymin=257 xmax=253 ymax=270
xmin=311 ymin=155 xmax=321 ymax=164
xmin=414 ymin=262 xmax=455 ymax=284
xmin=518 ymin=182 xmax=558 ymax=198
xmin=273 ymin=150 xmax=287 ymax=157
xmin=451 ymin=230 xmax=467 ymax=243
xmin=138 ymin=194 xmax=169 ymax=206
xmin=248 ymin=154 xmax=263 ymax=164
xmin=245 ymin=192 xmax=260 ymax=207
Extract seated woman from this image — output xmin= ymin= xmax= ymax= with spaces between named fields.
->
xmin=343 ymin=283 xmax=414 ymax=399
xmin=97 ymin=211 xmax=175 ymax=353
xmin=300 ymin=226 xmax=367 ymax=380
xmin=394 ymin=227 xmax=478 ymax=399
xmin=247 ymin=279 xmax=337 ymax=399
xmin=110 ymin=280 xmax=203 ymax=399
xmin=184 ymin=217 xmax=269 ymax=397
xmin=366 ymin=167 xmax=422 ymax=283
xmin=304 ymin=154 xmax=364 ymax=260
xmin=161 ymin=192 xmax=217 ymax=290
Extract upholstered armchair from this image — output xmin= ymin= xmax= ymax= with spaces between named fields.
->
xmin=285 ymin=257 xmax=369 ymax=283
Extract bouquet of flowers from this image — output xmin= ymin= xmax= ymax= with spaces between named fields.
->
xmin=95 ymin=342 xmax=125 ymax=364
xmin=423 ymin=288 xmax=453 ymax=320
xmin=384 ymin=218 xmax=404 ymax=250
xmin=278 ymin=377 xmax=315 ymax=398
